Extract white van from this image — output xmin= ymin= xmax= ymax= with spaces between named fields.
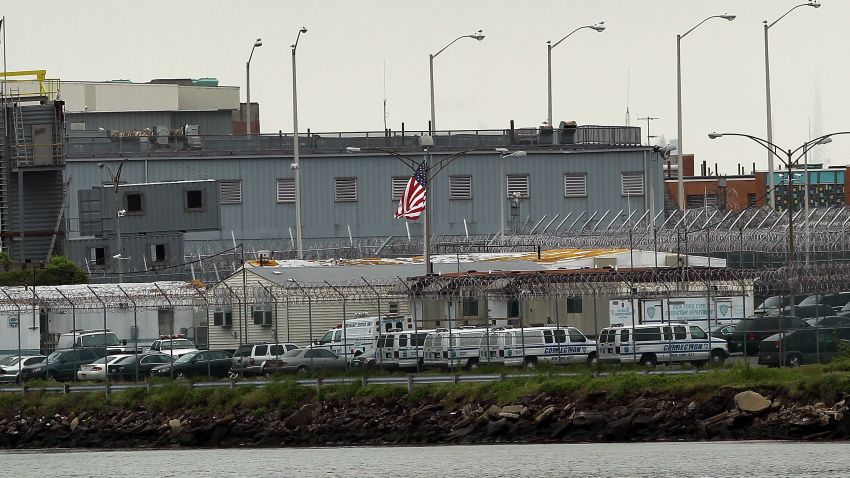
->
xmin=423 ymin=327 xmax=487 ymax=369
xmin=479 ymin=326 xmax=597 ymax=367
xmin=377 ymin=329 xmax=434 ymax=369
xmin=597 ymin=322 xmax=728 ymax=368
xmin=314 ymin=318 xmax=379 ymax=358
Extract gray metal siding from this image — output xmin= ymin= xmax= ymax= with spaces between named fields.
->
xmin=7 ymin=170 xmax=65 ymax=260
xmin=65 ymin=148 xmax=661 ymax=241
xmin=67 ymin=233 xmax=183 ymax=278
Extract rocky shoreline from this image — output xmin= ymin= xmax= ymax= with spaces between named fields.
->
xmin=1 ymin=387 xmax=848 ymax=448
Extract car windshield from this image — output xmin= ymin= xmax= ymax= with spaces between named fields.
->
xmin=284 ymin=349 xmax=304 ymax=358
xmin=174 ymin=352 xmax=197 ymax=364
xmin=81 ymin=333 xmax=121 ymax=347
xmin=759 ymin=297 xmax=783 ymax=309
xmin=800 ymin=295 xmax=824 ymax=306
xmin=0 ymin=356 xmax=18 ymax=366
xmin=114 ymin=355 xmax=136 ymax=364
xmin=159 ymin=339 xmax=194 ymax=350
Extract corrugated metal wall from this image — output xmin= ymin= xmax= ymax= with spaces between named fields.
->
xmin=66 ymin=233 xmax=183 ymax=277
xmin=65 ymin=148 xmax=661 ymax=243
xmin=7 ymin=170 xmax=65 ymax=260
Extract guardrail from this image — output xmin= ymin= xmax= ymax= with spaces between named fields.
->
xmin=0 ymin=369 xmax=703 ymax=395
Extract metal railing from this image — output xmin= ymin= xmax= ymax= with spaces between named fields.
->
xmin=64 ymin=126 xmax=644 ymax=159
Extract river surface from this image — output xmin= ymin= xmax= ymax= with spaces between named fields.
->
xmin=1 ymin=441 xmax=848 ymax=477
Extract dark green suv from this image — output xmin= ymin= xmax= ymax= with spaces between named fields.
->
xmin=22 ymin=348 xmax=106 ymax=382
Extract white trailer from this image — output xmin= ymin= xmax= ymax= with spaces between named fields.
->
xmin=608 ymin=295 xmax=754 ymax=329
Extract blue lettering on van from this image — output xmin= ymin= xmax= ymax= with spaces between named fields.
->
xmin=543 ymin=346 xmax=586 ymax=354
xmin=663 ymin=343 xmax=707 ymax=352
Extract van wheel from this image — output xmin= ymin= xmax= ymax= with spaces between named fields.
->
xmin=586 ymin=353 xmax=598 ymax=368
xmin=296 ymin=365 xmax=308 ymax=374
xmin=466 ymin=359 xmax=480 ymax=370
xmin=523 ymin=357 xmax=537 ymax=369
xmin=639 ymin=354 xmax=657 ymax=369
xmin=175 ymin=371 xmax=186 ymax=380
xmin=787 ymin=353 xmax=803 ymax=368
xmin=710 ymin=350 xmax=727 ymax=366
xmin=47 ymin=371 xmax=59 ymax=382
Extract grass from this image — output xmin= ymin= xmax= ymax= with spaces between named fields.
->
xmin=3 ymin=363 xmax=850 ymax=417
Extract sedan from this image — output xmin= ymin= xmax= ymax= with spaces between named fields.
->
xmin=77 ymin=354 xmax=133 ymax=381
xmin=152 ymin=350 xmax=233 ymax=379
xmin=276 ymin=348 xmax=346 ymax=373
xmin=107 ymin=353 xmax=174 ymax=380
xmin=710 ymin=324 xmax=736 ymax=342
xmin=0 ymin=355 xmax=46 ymax=383
xmin=805 ymin=316 xmax=850 ymax=339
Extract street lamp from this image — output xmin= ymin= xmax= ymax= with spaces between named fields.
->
xmin=547 ymin=22 xmax=605 ymax=144
xmin=291 ymin=27 xmax=307 ymax=260
xmin=764 ymin=1 xmax=821 ymax=210
xmin=246 ymin=38 xmax=262 ymax=137
xmin=676 ymin=13 xmax=736 ymax=211
xmin=429 ymin=30 xmax=485 ymax=134
xmin=495 ymin=148 xmax=527 ymax=236
xmin=346 ymin=145 xmax=520 ymax=274
xmin=97 ymin=159 xmax=128 ymax=283
xmin=708 ymin=130 xmax=849 ymax=266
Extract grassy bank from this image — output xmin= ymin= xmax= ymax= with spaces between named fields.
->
xmin=4 ymin=360 xmax=850 ymax=418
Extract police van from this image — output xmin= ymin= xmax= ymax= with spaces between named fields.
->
xmin=377 ymin=329 xmax=434 ymax=369
xmin=597 ymin=322 xmax=728 ymax=368
xmin=313 ymin=314 xmax=413 ymax=359
xmin=423 ymin=327 xmax=487 ymax=369
xmin=478 ymin=326 xmax=597 ymax=367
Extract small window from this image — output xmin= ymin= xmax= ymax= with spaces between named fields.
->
xmin=185 ymin=189 xmax=204 ymax=210
xmin=388 ymin=302 xmax=399 ymax=314
xmin=277 ymin=178 xmax=296 ymax=203
xmin=568 ymin=329 xmax=587 ymax=343
xmin=506 ymin=175 xmax=529 ymax=198
xmin=542 ymin=330 xmax=554 ymax=344
xmin=391 ymin=177 xmax=408 ymax=201
xmin=747 ymin=193 xmax=757 ymax=207
xmin=635 ymin=327 xmax=662 ymax=342
xmin=220 ymin=180 xmax=242 ymax=205
xmin=253 ymin=305 xmax=272 ymax=326
xmin=399 ymin=335 xmax=408 ymax=347
xmin=335 ymin=177 xmax=358 ymax=202
xmin=150 ymin=244 xmax=166 ymax=263
xmin=385 ymin=335 xmax=395 ymax=348
xmin=662 ymin=326 xmax=673 ymax=341
xmin=90 ymin=247 xmax=106 ymax=266
xmin=462 ymin=300 xmax=479 ymax=317
xmin=254 ymin=345 xmax=268 ymax=356
xmin=554 ymin=329 xmax=567 ymax=343
xmin=566 ymin=297 xmax=582 ymax=314
xmin=270 ymin=345 xmax=284 ymax=355
xmin=673 ymin=326 xmax=687 ymax=340
xmin=620 ymin=329 xmax=630 ymax=343
xmin=689 ymin=326 xmax=707 ymax=340
xmin=124 ymin=192 xmax=144 ymax=214
xmin=563 ymin=174 xmax=587 ymax=198
xmin=621 ymin=172 xmax=644 ymax=196
xmin=449 ymin=176 xmax=472 ymax=200
xmin=507 ymin=300 xmax=520 ymax=318
xmin=213 ymin=307 xmax=233 ymax=327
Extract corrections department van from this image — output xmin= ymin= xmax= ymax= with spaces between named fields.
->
xmin=377 ymin=329 xmax=434 ymax=369
xmin=478 ymin=326 xmax=597 ymax=367
xmin=423 ymin=327 xmax=487 ymax=369
xmin=597 ymin=322 xmax=728 ymax=368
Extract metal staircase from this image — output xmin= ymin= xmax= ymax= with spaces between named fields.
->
xmin=9 ymin=87 xmax=28 ymax=166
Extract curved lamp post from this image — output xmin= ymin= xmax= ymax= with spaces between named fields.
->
xmin=763 ymin=1 xmax=821 ymax=209
xmin=246 ymin=38 xmax=262 ymax=137
xmin=97 ymin=158 xmax=128 ymax=283
xmin=429 ymin=30 xmax=485 ymax=135
xmin=346 ymin=144 xmax=523 ymax=273
xmin=547 ymin=22 xmax=605 ymax=143
xmin=676 ymin=13 xmax=736 ymax=211
xmin=708 ymin=130 xmax=847 ymax=266
xmin=291 ymin=27 xmax=307 ymax=260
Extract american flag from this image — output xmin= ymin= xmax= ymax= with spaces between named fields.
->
xmin=395 ymin=161 xmax=428 ymax=220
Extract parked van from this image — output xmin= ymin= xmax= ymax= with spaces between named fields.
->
xmin=377 ymin=329 xmax=434 ymax=369
xmin=597 ymin=322 xmax=728 ymax=368
xmin=423 ymin=327 xmax=487 ymax=369
xmin=314 ymin=315 xmax=415 ymax=359
xmin=479 ymin=326 xmax=597 ymax=367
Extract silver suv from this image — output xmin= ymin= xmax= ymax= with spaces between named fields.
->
xmin=231 ymin=342 xmax=299 ymax=376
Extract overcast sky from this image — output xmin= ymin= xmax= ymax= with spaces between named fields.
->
xmin=4 ymin=0 xmax=847 ymax=173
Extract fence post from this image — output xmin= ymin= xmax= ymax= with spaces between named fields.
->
xmin=407 ymin=374 xmax=414 ymax=395
xmin=362 ymin=376 xmax=368 ymax=387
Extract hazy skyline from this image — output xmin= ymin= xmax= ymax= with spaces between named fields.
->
xmin=3 ymin=0 xmax=847 ymax=173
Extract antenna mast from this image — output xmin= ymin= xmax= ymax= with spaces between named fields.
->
xmin=383 ymin=59 xmax=388 ymax=132
xmin=638 ymin=115 xmax=659 ymax=146
xmin=624 ymin=68 xmax=630 ymax=126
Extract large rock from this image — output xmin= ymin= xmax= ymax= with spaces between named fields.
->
xmin=734 ymin=391 xmax=771 ymax=414
xmin=168 ymin=419 xmax=182 ymax=434
xmin=69 ymin=417 xmax=79 ymax=432
xmin=284 ymin=403 xmax=322 ymax=429
xmin=500 ymin=405 xmax=528 ymax=417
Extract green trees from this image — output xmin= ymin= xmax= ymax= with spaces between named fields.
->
xmin=0 ymin=255 xmax=88 ymax=286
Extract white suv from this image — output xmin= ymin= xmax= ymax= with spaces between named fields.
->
xmin=148 ymin=338 xmax=198 ymax=358
xmin=597 ymin=322 xmax=728 ymax=368
xmin=231 ymin=342 xmax=299 ymax=376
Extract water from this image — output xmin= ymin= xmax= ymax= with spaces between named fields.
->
xmin=1 ymin=441 xmax=849 ymax=477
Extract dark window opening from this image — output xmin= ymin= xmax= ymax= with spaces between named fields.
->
xmin=567 ymin=297 xmax=583 ymax=313
xmin=462 ymin=300 xmax=479 ymax=317
xmin=151 ymin=244 xmax=166 ymax=263
xmin=92 ymin=247 xmax=106 ymax=266
xmin=125 ymin=193 xmax=143 ymax=213
xmin=507 ymin=300 xmax=520 ymax=318
xmin=186 ymin=190 xmax=204 ymax=210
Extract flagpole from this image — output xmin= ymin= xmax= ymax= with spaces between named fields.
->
xmin=423 ymin=148 xmax=432 ymax=275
